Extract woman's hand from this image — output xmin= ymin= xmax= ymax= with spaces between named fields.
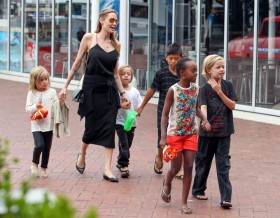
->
xmin=59 ymin=87 xmax=67 ymax=101
xmin=120 ymin=100 xmax=131 ymax=109
xmin=120 ymin=93 xmax=129 ymax=103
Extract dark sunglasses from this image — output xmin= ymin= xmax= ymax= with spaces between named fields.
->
xmin=109 ymin=18 xmax=119 ymax=25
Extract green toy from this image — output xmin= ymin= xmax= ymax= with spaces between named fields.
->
xmin=124 ymin=111 xmax=138 ymax=131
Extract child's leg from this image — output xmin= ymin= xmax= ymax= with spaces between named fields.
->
xmin=40 ymin=131 xmax=53 ymax=170
xmin=32 ymin=132 xmax=43 ymax=166
xmin=125 ymin=127 xmax=136 ymax=166
xmin=215 ymin=136 xmax=232 ymax=205
xmin=31 ymin=131 xmax=43 ymax=176
xmin=181 ymin=149 xmax=196 ymax=207
xmin=192 ymin=136 xmax=216 ymax=198
xmin=154 ymin=128 xmax=163 ymax=174
xmin=127 ymin=127 xmax=135 ymax=150
xmin=175 ymin=158 xmax=184 ymax=179
xmin=161 ymin=152 xmax=182 ymax=202
xmin=115 ymin=125 xmax=130 ymax=176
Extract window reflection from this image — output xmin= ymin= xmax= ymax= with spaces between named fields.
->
xmin=129 ymin=0 xmax=149 ymax=91
xmin=0 ymin=0 xmax=8 ymax=70
xmin=175 ymin=0 xmax=198 ymax=60
xmin=71 ymin=2 xmax=87 ymax=80
xmin=10 ymin=1 xmax=22 ymax=72
xmin=199 ymin=1 xmax=224 ymax=86
xmin=54 ymin=1 xmax=69 ymax=78
xmin=227 ymin=0 xmax=254 ymax=105
xmin=256 ymin=1 xmax=280 ymax=109
xmin=149 ymin=0 xmax=173 ymax=86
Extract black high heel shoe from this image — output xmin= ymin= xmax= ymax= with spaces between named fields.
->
xmin=76 ymin=153 xmax=85 ymax=174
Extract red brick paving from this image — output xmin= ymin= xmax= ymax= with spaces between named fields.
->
xmin=1 ymin=79 xmax=280 ymax=218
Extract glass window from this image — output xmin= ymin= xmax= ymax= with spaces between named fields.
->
xmin=150 ymin=0 xmax=173 ymax=81
xmin=0 ymin=0 xmax=8 ymax=70
xmin=131 ymin=4 xmax=148 ymax=18
xmin=38 ymin=2 xmax=53 ymax=73
xmin=53 ymin=1 xmax=68 ymax=78
xmin=175 ymin=0 xmax=198 ymax=60
xmin=203 ymin=0 xmax=224 ymax=56
xmin=129 ymin=0 xmax=149 ymax=91
xmin=227 ymin=0 xmax=254 ymax=105
xmin=71 ymin=1 xmax=87 ymax=80
xmin=24 ymin=2 xmax=36 ymax=73
xmin=10 ymin=0 xmax=22 ymax=72
xmin=199 ymin=0 xmax=225 ymax=85
xmin=256 ymin=0 xmax=280 ymax=110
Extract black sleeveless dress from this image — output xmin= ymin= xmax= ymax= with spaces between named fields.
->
xmin=78 ymin=44 xmax=120 ymax=148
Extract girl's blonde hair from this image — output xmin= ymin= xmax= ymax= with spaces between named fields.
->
xmin=202 ymin=54 xmax=224 ymax=79
xmin=118 ymin=65 xmax=134 ymax=83
xmin=29 ymin=66 xmax=50 ymax=91
xmin=95 ymin=9 xmax=118 ymax=53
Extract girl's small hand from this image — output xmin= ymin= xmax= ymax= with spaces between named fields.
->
xmin=59 ymin=88 xmax=67 ymax=101
xmin=201 ymin=121 xmax=211 ymax=132
xmin=36 ymin=100 xmax=42 ymax=108
xmin=208 ymin=79 xmax=222 ymax=93
xmin=204 ymin=122 xmax=211 ymax=132
xmin=159 ymin=137 xmax=167 ymax=149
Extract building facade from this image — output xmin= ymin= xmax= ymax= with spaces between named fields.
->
xmin=0 ymin=0 xmax=280 ymax=116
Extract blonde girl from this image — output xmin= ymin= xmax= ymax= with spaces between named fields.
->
xmin=26 ymin=66 xmax=63 ymax=178
xmin=192 ymin=54 xmax=238 ymax=208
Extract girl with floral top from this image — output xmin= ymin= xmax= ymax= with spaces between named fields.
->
xmin=159 ymin=58 xmax=211 ymax=214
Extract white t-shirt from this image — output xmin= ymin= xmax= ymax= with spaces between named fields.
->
xmin=26 ymin=88 xmax=58 ymax=132
xmin=116 ymin=86 xmax=143 ymax=127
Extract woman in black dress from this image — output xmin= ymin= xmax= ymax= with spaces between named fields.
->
xmin=59 ymin=9 xmax=129 ymax=182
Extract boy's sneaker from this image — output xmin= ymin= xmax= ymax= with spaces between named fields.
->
xmin=116 ymin=164 xmax=130 ymax=178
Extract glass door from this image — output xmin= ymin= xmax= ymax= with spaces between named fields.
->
xmin=129 ymin=0 xmax=149 ymax=91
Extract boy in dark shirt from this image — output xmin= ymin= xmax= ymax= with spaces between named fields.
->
xmin=136 ymin=43 xmax=182 ymax=175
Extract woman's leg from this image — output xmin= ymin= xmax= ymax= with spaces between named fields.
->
xmin=181 ymin=149 xmax=196 ymax=207
xmin=104 ymin=147 xmax=116 ymax=178
xmin=77 ymin=142 xmax=88 ymax=168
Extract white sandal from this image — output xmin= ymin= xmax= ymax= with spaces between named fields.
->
xmin=40 ymin=171 xmax=49 ymax=178
xmin=30 ymin=165 xmax=40 ymax=177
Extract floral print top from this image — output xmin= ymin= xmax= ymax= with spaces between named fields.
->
xmin=167 ymin=83 xmax=199 ymax=136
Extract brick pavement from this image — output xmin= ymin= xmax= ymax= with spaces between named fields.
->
xmin=1 ymin=78 xmax=280 ymax=218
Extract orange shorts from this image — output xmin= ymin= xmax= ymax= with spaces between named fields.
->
xmin=167 ymin=134 xmax=198 ymax=152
